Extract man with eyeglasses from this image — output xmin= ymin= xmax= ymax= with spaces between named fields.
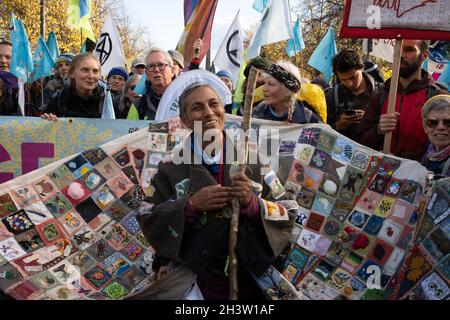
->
xmin=356 ymin=40 xmax=448 ymax=161
xmin=137 ymin=48 xmax=174 ymax=120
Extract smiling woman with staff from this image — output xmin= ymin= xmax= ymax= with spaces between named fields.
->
xmin=135 ymin=82 xmax=294 ymax=300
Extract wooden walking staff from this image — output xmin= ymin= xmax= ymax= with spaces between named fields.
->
xmin=228 ymin=66 xmax=259 ymax=300
xmin=383 ymin=38 xmax=403 ymax=154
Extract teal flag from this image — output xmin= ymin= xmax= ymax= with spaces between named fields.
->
xmin=30 ymin=36 xmax=54 ymax=83
xmin=46 ymin=32 xmax=60 ymax=63
xmin=134 ymin=74 xmax=147 ymax=95
xmin=285 ymin=18 xmax=305 ymax=57
xmin=10 ymin=15 xmax=34 ymax=82
xmin=252 ymin=0 xmax=269 ymax=13
xmin=307 ymin=27 xmax=338 ymax=82
xmin=99 ymin=81 xmax=116 ymax=119
xmin=80 ymin=41 xmax=87 ymax=53
xmin=437 ymin=63 xmax=450 ymax=90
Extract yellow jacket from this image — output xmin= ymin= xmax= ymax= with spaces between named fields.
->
xmin=298 ymin=83 xmax=327 ymax=123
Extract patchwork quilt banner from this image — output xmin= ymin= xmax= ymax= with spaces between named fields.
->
xmin=0 ymin=117 xmax=149 ymax=184
xmin=0 ymin=115 xmax=448 ymax=300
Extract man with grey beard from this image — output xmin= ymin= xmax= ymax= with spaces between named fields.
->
xmin=356 ymin=39 xmax=448 ymax=161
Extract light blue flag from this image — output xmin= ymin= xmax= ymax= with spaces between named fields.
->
xmin=30 ymin=36 xmax=54 ymax=83
xmin=307 ymin=27 xmax=338 ymax=82
xmin=437 ymin=63 xmax=450 ymax=90
xmin=79 ymin=0 xmax=90 ymax=18
xmin=98 ymin=81 xmax=116 ymax=119
xmin=422 ymin=60 xmax=428 ymax=72
xmin=134 ymin=74 xmax=147 ymax=95
xmin=10 ymin=15 xmax=34 ymax=82
xmin=285 ymin=18 xmax=305 ymax=57
xmin=46 ymin=32 xmax=60 ymax=63
xmin=252 ymin=0 xmax=269 ymax=13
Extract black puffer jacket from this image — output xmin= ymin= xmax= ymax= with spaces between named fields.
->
xmin=45 ymin=85 xmax=104 ymax=118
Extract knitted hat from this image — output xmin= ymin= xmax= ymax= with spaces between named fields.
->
xmin=55 ymin=53 xmax=75 ymax=66
xmin=266 ymin=64 xmax=301 ymax=92
xmin=216 ymin=70 xmax=233 ymax=81
xmin=107 ymin=67 xmax=129 ymax=81
xmin=244 ymin=56 xmax=271 ymax=78
xmin=168 ymin=50 xmax=185 ymax=69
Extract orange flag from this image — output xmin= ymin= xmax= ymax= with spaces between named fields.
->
xmin=176 ymin=0 xmax=219 ymax=67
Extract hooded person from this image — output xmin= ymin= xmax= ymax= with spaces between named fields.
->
xmin=44 ymin=53 xmax=75 ymax=106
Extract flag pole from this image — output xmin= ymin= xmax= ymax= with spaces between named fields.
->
xmin=287 ymin=0 xmax=301 ymax=69
xmin=40 ymin=0 xmax=46 ymax=39
xmin=383 ymin=38 xmax=403 ymax=154
xmin=228 ymin=66 xmax=258 ymax=300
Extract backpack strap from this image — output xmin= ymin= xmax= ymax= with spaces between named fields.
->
xmin=426 ymin=84 xmax=444 ymax=101
xmin=442 ymin=157 xmax=450 ymax=176
xmin=334 ymin=84 xmax=340 ymax=108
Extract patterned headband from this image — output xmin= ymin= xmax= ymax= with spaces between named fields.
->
xmin=267 ymin=64 xmax=301 ymax=93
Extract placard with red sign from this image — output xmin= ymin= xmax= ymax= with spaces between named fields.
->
xmin=340 ymin=0 xmax=450 ymax=40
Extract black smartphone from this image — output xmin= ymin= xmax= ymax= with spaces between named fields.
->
xmin=342 ymin=109 xmax=356 ymax=116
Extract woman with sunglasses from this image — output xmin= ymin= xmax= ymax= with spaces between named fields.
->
xmin=421 ymin=94 xmax=450 ymax=176
xmin=118 ymin=74 xmax=141 ymax=119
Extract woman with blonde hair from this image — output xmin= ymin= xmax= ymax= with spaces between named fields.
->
xmin=41 ymin=53 xmax=104 ymax=120
xmin=421 ymin=94 xmax=450 ymax=176
xmin=252 ymin=61 xmax=321 ymax=124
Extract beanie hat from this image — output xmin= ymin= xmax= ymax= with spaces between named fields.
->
xmin=168 ymin=50 xmax=185 ymax=69
xmin=244 ymin=56 xmax=271 ymax=78
xmin=107 ymin=67 xmax=129 ymax=81
xmin=266 ymin=64 xmax=301 ymax=93
xmin=216 ymin=70 xmax=233 ymax=81
xmin=55 ymin=53 xmax=75 ymax=66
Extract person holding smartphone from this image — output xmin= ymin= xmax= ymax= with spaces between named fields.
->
xmin=325 ymin=49 xmax=383 ymax=140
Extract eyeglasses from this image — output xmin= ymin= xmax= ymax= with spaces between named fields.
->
xmin=425 ymin=118 xmax=450 ymax=129
xmin=146 ymin=63 xmax=168 ymax=72
xmin=130 ymin=85 xmax=136 ymax=90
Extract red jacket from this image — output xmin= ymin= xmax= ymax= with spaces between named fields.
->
xmin=356 ymin=70 xmax=447 ymax=161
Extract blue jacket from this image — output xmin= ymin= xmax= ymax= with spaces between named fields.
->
xmin=252 ymin=100 xmax=321 ymax=124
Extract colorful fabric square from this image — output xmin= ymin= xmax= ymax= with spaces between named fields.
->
xmin=82 ymin=148 xmax=108 ymax=165
xmin=75 ymin=197 xmax=102 ymax=223
xmin=298 ymin=128 xmax=321 ymax=146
